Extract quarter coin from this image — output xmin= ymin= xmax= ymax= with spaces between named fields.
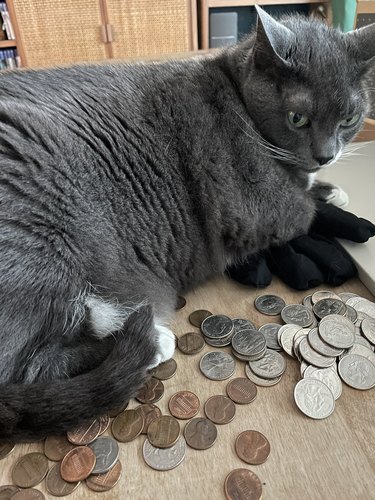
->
xmin=303 ymin=365 xmax=342 ymax=400
xmin=201 ymin=314 xmax=234 ymax=339
xmin=199 ymin=351 xmax=236 ymax=380
xmin=312 ymin=291 xmax=341 ymax=304
xmin=233 ymin=318 xmax=257 ymax=332
xmin=204 ymin=395 xmax=236 ymax=424
xmin=45 ymin=463 xmax=80 ymax=497
xmin=307 ymin=328 xmax=344 ymax=357
xmin=361 ymin=318 xmax=375 ymax=345
xmin=298 ymin=337 xmax=335 ymax=368
xmin=143 ymin=436 xmax=186 ymax=471
xmin=245 ymin=364 xmax=282 ymax=387
xmin=281 ymin=304 xmax=314 ymax=327
xmin=259 ymin=323 xmax=282 ymax=350
xmin=184 ymin=417 xmax=217 ymax=450
xmin=319 ymin=315 xmax=356 ymax=349
xmin=235 ymin=430 xmax=270 ymax=465
xmin=12 ymin=453 xmax=49 ymax=488
xmin=226 ymin=377 xmax=257 ymax=404
xmin=224 ymin=469 xmax=262 ymax=500
xmin=254 ymin=294 xmax=286 ymax=315
xmin=60 ymin=446 xmax=96 ymax=482
xmin=88 ymin=437 xmax=119 ymax=474
xmin=313 ymin=298 xmax=347 ymax=319
xmin=338 ymin=354 xmax=375 ymax=390
xmin=248 ymin=349 xmax=286 ymax=379
xmin=169 ymin=391 xmax=200 ymax=419
xmin=294 ymin=378 xmax=335 ymax=419
xmin=85 ymin=461 xmax=122 ymax=492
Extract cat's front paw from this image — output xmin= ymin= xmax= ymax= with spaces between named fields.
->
xmin=310 ymin=181 xmax=349 ymax=208
xmin=148 ymin=324 xmax=176 ymax=369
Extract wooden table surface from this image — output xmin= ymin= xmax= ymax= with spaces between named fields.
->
xmin=1 ymin=275 xmax=375 ymax=500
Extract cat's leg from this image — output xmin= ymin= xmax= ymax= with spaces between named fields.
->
xmin=308 ymin=178 xmax=349 ymax=208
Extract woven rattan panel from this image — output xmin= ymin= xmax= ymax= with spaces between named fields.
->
xmin=107 ymin=0 xmax=192 ymax=59
xmin=13 ymin=0 xmax=106 ymax=67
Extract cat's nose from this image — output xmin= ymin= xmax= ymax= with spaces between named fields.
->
xmin=314 ymin=155 xmax=334 ymax=166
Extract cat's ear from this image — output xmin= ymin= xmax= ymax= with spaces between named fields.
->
xmin=253 ymin=6 xmax=296 ymax=71
xmin=345 ymin=22 xmax=375 ymax=63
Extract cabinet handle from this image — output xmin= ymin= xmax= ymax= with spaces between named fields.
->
xmin=106 ymin=24 xmax=114 ymax=42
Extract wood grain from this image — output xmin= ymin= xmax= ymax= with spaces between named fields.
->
xmin=1 ymin=275 xmax=374 ymax=499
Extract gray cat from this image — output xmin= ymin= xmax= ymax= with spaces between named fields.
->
xmin=0 ymin=7 xmax=374 ymax=440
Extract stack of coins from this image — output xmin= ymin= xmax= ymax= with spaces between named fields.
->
xmin=200 ymin=314 xmax=234 ymax=347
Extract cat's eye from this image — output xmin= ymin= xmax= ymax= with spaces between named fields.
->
xmin=340 ymin=114 xmax=360 ymax=128
xmin=287 ymin=111 xmax=310 ymax=128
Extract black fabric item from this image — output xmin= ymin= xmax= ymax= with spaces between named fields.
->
xmin=226 ymin=253 xmax=272 ymax=288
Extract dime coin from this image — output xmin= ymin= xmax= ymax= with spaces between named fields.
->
xmin=245 ymin=364 xmax=282 ymax=387
xmin=259 ymin=323 xmax=282 ymax=351
xmin=184 ymin=417 xmax=217 ymax=450
xmin=136 ymin=377 xmax=164 ymax=403
xmin=307 ymin=328 xmax=344 ymax=357
xmin=338 ymin=354 xmax=375 ymax=390
xmin=232 ymin=330 xmax=266 ymax=357
xmin=281 ymin=304 xmax=314 ymax=327
xmin=147 ymin=415 xmax=181 ymax=448
xmin=235 ymin=430 xmax=270 ymax=465
xmin=226 ymin=377 xmax=257 ymax=404
xmin=0 ymin=441 xmax=15 ymax=460
xmin=45 ymin=463 xmax=80 ymax=497
xmin=88 ymin=437 xmax=119 ymax=474
xmin=204 ymin=395 xmax=236 ymax=424
xmin=189 ymin=309 xmax=213 ymax=328
xmin=294 ymin=378 xmax=335 ymax=419
xmin=177 ymin=332 xmax=205 ymax=354
xmin=312 ymin=290 xmax=341 ymax=304
xmin=319 ymin=315 xmax=356 ymax=349
xmin=11 ymin=490 xmax=45 ymax=500
xmin=98 ymin=415 xmax=110 ymax=435
xmin=150 ymin=358 xmax=177 ymax=380
xmin=233 ymin=318 xmax=257 ymax=332
xmin=169 ymin=391 xmax=200 ymax=419
xmin=361 ymin=318 xmax=375 ymax=345
xmin=175 ymin=296 xmax=186 ymax=310
xmin=224 ymin=468 xmax=262 ymax=500
xmin=143 ymin=436 xmax=186 ymax=471
xmin=0 ymin=485 xmax=20 ymax=498
xmin=67 ymin=419 xmax=101 ymax=445
xmin=85 ymin=461 xmax=122 ymax=492
xmin=60 ymin=446 xmax=96 ymax=482
xmin=313 ymin=298 xmax=347 ymax=319
xmin=248 ymin=349 xmax=286 ymax=379
xmin=111 ymin=409 xmax=144 ymax=442
xmin=303 ymin=365 xmax=342 ymax=400
xmin=201 ymin=314 xmax=234 ymax=339
xmin=12 ymin=453 xmax=49 ymax=488
xmin=44 ymin=435 xmax=74 ymax=462
xmin=254 ymin=294 xmax=286 ymax=315
xmin=199 ymin=351 xmax=236 ymax=380
xmin=135 ymin=403 xmax=162 ymax=434
xmin=298 ymin=337 xmax=335 ymax=368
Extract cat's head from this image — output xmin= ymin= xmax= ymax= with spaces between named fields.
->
xmin=241 ymin=7 xmax=375 ymax=173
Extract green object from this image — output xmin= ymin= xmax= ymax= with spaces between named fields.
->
xmin=332 ymin=0 xmax=356 ymax=32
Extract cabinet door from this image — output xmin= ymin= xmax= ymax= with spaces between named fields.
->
xmin=106 ymin=0 xmax=195 ymax=59
xmin=13 ymin=0 xmax=107 ymax=67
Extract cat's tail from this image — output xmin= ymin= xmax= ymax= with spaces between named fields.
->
xmin=0 ymin=304 xmax=158 ymax=441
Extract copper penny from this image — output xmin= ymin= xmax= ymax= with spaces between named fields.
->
xmin=98 ymin=415 xmax=111 ymax=435
xmin=45 ymin=463 xmax=80 ymax=497
xmin=184 ymin=417 xmax=217 ymax=450
xmin=150 ymin=358 xmax=177 ymax=380
xmin=135 ymin=404 xmax=162 ymax=434
xmin=108 ymin=400 xmax=129 ymax=418
xmin=178 ymin=332 xmax=205 ymax=354
xmin=0 ymin=485 xmax=20 ymax=499
xmin=11 ymin=490 xmax=45 ymax=500
xmin=12 ymin=452 xmax=49 ymax=488
xmin=67 ymin=418 xmax=100 ymax=445
xmin=176 ymin=296 xmax=187 ymax=310
xmin=111 ymin=409 xmax=144 ymax=442
xmin=226 ymin=377 xmax=258 ymax=405
xmin=235 ymin=430 xmax=270 ymax=465
xmin=85 ymin=460 xmax=122 ymax=492
xmin=60 ymin=446 xmax=96 ymax=482
xmin=0 ymin=441 xmax=15 ymax=460
xmin=136 ymin=377 xmax=164 ymax=403
xmin=169 ymin=391 xmax=200 ymax=419
xmin=147 ymin=415 xmax=181 ymax=448
xmin=224 ymin=468 xmax=262 ymax=500
xmin=44 ymin=435 xmax=74 ymax=462
xmin=204 ymin=395 xmax=236 ymax=425
xmin=189 ymin=309 xmax=213 ymax=328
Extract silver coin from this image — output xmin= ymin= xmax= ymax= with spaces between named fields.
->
xmin=298 ymin=337 xmax=335 ymax=368
xmin=88 ymin=436 xmax=119 ymax=474
xmin=353 ymin=335 xmax=374 ymax=352
xmin=231 ymin=329 xmax=266 ymax=357
xmin=293 ymin=335 xmax=306 ymax=363
xmin=205 ymin=334 xmax=233 ymax=347
xmin=199 ymin=351 xmax=236 ymax=380
xmin=319 ymin=315 xmax=356 ymax=349
xmin=300 ymin=360 xmax=310 ymax=376
xmin=347 ymin=297 xmax=375 ymax=319
xmin=338 ymin=292 xmax=359 ymax=303
xmin=231 ymin=347 xmax=266 ymax=362
xmin=244 ymin=364 xmax=282 ymax=387
xmin=338 ymin=354 xmax=375 ymax=390
xmin=233 ymin=318 xmax=257 ymax=332
xmin=346 ymin=344 xmax=375 ymax=366
xmin=277 ymin=324 xmax=301 ymax=345
xmin=281 ymin=305 xmax=314 ymax=327
xmin=346 ymin=305 xmax=358 ymax=323
xmin=302 ymin=294 xmax=313 ymax=309
xmin=248 ymin=349 xmax=286 ymax=379
xmin=259 ymin=323 xmax=282 ymax=351
xmin=307 ymin=328 xmax=344 ymax=357
xmin=303 ymin=366 xmax=342 ymax=400
xmin=143 ymin=435 xmax=186 ymax=471
xmin=313 ymin=298 xmax=347 ymax=320
xmin=294 ymin=378 xmax=335 ymax=419
xmin=254 ymin=294 xmax=286 ymax=315
xmin=311 ymin=291 xmax=341 ymax=304
xmin=201 ymin=314 xmax=234 ymax=339
xmin=279 ymin=325 xmax=301 ymax=358
xmin=361 ymin=318 xmax=375 ymax=345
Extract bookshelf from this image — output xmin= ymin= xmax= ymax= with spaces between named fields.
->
xmin=0 ymin=0 xmax=25 ymax=68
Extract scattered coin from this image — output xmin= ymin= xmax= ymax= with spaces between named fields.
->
xmin=12 ymin=453 xmax=49 ymax=488
xmin=108 ymin=401 xmax=129 ymax=418
xmin=11 ymin=490 xmax=45 ymax=500
xmin=347 ymin=297 xmax=375 ymax=318
xmin=177 ymin=332 xmax=205 ymax=354
xmin=235 ymin=430 xmax=270 ymax=465
xmin=98 ymin=415 xmax=111 ymax=435
xmin=150 ymin=358 xmax=177 ymax=380
xmin=346 ymin=305 xmax=358 ymax=323
xmin=201 ymin=314 xmax=234 ymax=340
xmin=199 ymin=351 xmax=236 ymax=380
xmin=338 ymin=292 xmax=358 ymax=303
xmin=298 ymin=337 xmax=335 ymax=369
xmin=169 ymin=391 xmax=200 ymax=419
xmin=176 ymin=296 xmax=186 ymax=310
xmin=143 ymin=436 xmax=186 ymax=471
xmin=294 ymin=378 xmax=335 ymax=419
xmin=89 ymin=437 xmax=119 ymax=474
xmin=303 ymin=365 xmax=342 ymax=400
xmin=135 ymin=404 xmax=162 ymax=434
xmin=319 ymin=315 xmax=356 ymax=349
xmin=67 ymin=419 xmax=101 ymax=445
xmin=259 ymin=323 xmax=282 ymax=351
xmin=184 ymin=417 xmax=217 ymax=450
xmin=312 ymin=291 xmax=341 ymax=304
xmin=45 ymin=462 xmax=80 ymax=497
xmin=248 ymin=349 xmax=286 ymax=378
xmin=224 ymin=468 xmax=262 ymax=500
xmin=0 ymin=485 xmax=20 ymax=498
xmin=0 ymin=441 xmax=15 ymax=460
xmin=307 ymin=328 xmax=344 ymax=358
xmin=204 ymin=395 xmax=236 ymax=424
xmin=233 ymin=318 xmax=257 ymax=332
xmin=313 ymin=298 xmax=347 ymax=319
xmin=232 ymin=330 xmax=267 ymax=359
xmin=279 ymin=325 xmax=301 ymax=358
xmin=226 ymin=377 xmax=257 ymax=404
xmin=136 ymin=377 xmax=164 ymax=403
xmin=85 ymin=461 xmax=122 ymax=492
xmin=281 ymin=304 xmax=314 ymax=327
xmin=302 ymin=294 xmax=313 ymax=309
xmin=111 ymin=409 xmax=144 ymax=442
xmin=347 ymin=343 xmax=375 ymax=365
xmin=338 ymin=354 xmax=375 ymax=390
xmin=60 ymin=446 xmax=96 ymax=482
xmin=44 ymin=435 xmax=74 ymax=462
xmin=205 ymin=334 xmax=234 ymax=347
xmin=189 ymin=309 xmax=213 ymax=328
xmin=245 ymin=364 xmax=282 ymax=387
xmin=254 ymin=294 xmax=286 ymax=315
xmin=361 ymin=318 xmax=375 ymax=345
xmin=147 ymin=415 xmax=180 ymax=449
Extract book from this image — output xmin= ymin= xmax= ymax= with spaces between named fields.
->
xmin=0 ymin=1 xmax=15 ymax=40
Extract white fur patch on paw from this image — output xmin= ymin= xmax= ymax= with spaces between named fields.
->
xmin=149 ymin=324 xmax=175 ymax=369
xmin=325 ymin=184 xmax=349 ymax=208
